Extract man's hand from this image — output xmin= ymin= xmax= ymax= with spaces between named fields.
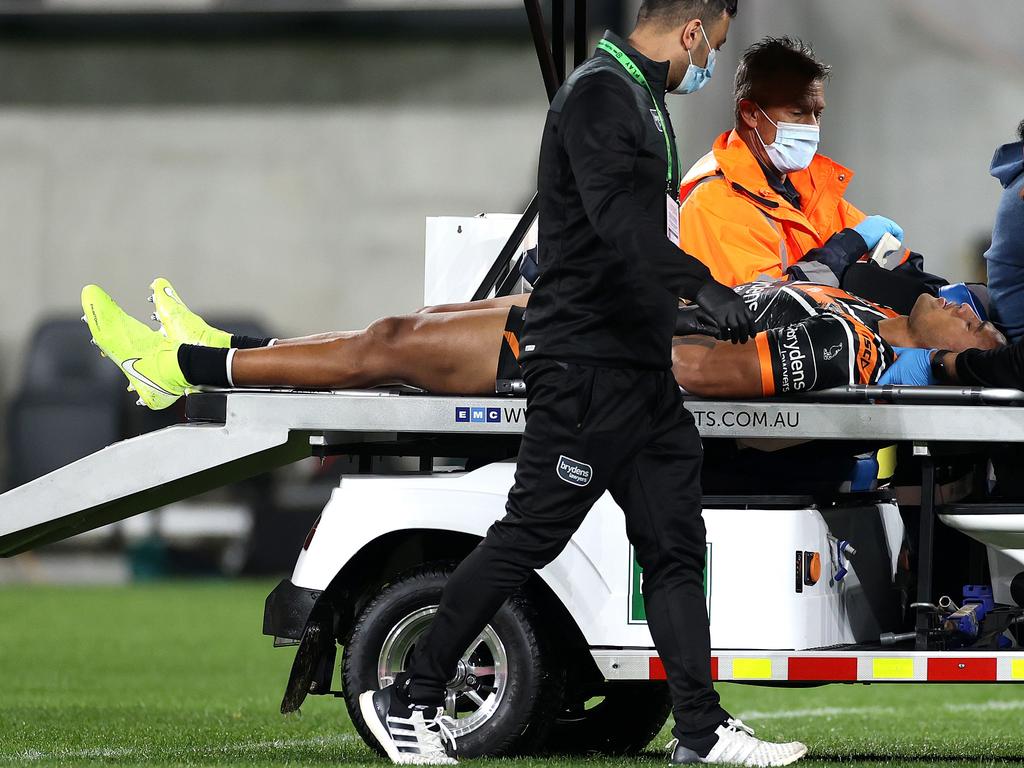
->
xmin=878 ymin=347 xmax=935 ymax=386
xmin=674 ymin=305 xmax=721 ymax=337
xmin=853 ymin=215 xmax=905 ymax=250
xmin=694 ymin=281 xmax=755 ymax=344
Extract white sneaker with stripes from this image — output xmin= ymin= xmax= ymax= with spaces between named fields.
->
xmin=359 ymin=685 xmax=457 ymax=765
xmin=669 ymin=718 xmax=807 ymax=767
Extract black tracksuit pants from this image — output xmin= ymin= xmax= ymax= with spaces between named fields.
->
xmin=404 ymin=358 xmax=728 ymax=742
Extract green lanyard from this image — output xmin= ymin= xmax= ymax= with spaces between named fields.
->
xmin=596 ymin=38 xmax=674 ymax=193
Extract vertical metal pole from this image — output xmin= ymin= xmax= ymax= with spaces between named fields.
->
xmin=552 ymin=0 xmax=566 ymax=82
xmin=470 ymin=1 xmax=554 ymax=302
xmin=574 ymin=0 xmax=588 ymax=68
xmin=523 ymin=0 xmax=560 ymax=101
xmin=471 ymin=195 xmax=540 ymax=301
xmin=915 ymin=452 xmax=936 ymax=650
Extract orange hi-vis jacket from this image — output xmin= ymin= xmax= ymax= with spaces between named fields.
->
xmin=678 ymin=130 xmax=869 ymax=287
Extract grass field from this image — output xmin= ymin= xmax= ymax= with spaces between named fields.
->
xmin=2 ymin=582 xmax=1024 ymax=767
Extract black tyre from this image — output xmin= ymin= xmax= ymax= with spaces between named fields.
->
xmin=547 ymin=680 xmax=672 ymax=755
xmin=342 ymin=563 xmax=564 ymax=758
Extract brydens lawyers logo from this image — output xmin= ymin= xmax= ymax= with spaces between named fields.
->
xmin=556 ymin=455 xmax=592 ymax=487
xmin=455 ymin=406 xmax=502 ymax=423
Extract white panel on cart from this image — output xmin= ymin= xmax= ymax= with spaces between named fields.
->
xmin=424 ymin=214 xmax=538 ymax=305
xmin=294 ymin=460 xmax=905 ymax=652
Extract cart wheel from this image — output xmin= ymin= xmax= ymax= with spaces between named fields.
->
xmin=546 ymin=681 xmax=672 ymax=755
xmin=342 ymin=563 xmax=564 ymax=758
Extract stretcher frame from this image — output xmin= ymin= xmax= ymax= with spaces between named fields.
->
xmin=3 ymin=385 xmax=1022 ymax=564
xmin=3 ymin=384 xmax=1024 ymax=656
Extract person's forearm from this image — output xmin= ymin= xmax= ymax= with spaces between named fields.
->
xmin=785 ymin=228 xmax=866 ymax=285
xmin=943 ymin=341 xmax=1024 ymax=388
xmin=670 ymin=336 xmax=764 ymax=398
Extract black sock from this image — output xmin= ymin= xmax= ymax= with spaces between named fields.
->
xmin=676 ymin=719 xmax=727 ymax=758
xmin=392 ymin=671 xmax=413 ymax=706
xmin=231 ymin=335 xmax=273 ymax=349
xmin=177 ymin=344 xmax=230 ymax=387
xmin=391 ymin=670 xmax=441 ymax=713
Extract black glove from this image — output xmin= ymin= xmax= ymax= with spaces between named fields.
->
xmin=693 ymin=280 xmax=755 ymax=344
xmin=674 ymin=305 xmax=721 ymax=337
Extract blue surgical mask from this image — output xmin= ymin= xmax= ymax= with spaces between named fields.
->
xmin=754 ymin=106 xmax=820 ymax=174
xmin=671 ymin=24 xmax=715 ymax=94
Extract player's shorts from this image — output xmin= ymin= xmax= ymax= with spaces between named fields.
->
xmin=753 ymin=313 xmax=892 ymax=396
xmin=495 ymin=305 xmax=526 ymax=393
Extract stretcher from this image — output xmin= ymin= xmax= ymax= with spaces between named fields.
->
xmin=2 ymin=385 xmax=1023 ymax=559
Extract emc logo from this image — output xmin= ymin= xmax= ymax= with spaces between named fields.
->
xmin=455 ymin=406 xmax=502 ymax=423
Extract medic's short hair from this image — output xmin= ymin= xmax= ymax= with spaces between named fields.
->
xmin=734 ymin=37 xmax=831 ymax=120
xmin=1017 ymin=118 xmax=1023 ymax=142
xmin=637 ymin=0 xmax=738 ymax=30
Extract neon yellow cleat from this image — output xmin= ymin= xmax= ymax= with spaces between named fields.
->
xmin=149 ymin=277 xmax=232 ymax=349
xmin=81 ymin=284 xmax=189 ymax=410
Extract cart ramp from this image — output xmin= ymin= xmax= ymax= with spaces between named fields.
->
xmin=0 ymin=418 xmax=309 ymax=558
xmin=0 ymin=386 xmax=514 ymax=559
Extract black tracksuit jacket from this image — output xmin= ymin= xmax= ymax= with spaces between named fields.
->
xmin=520 ymin=31 xmax=714 ymax=370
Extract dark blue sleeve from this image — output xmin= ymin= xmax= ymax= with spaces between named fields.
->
xmin=784 ymin=228 xmax=867 ymax=285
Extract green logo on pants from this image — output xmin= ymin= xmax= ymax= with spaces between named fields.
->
xmin=628 ymin=543 xmax=711 ymax=624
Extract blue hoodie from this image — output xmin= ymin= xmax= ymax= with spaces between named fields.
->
xmin=984 ymin=140 xmax=1024 ymax=341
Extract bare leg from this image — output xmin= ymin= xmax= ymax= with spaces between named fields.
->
xmin=230 ymin=308 xmax=511 ymax=394
xmin=671 ymin=336 xmax=764 ymax=398
xmin=414 ymin=294 xmax=529 ymax=315
xmin=272 ymin=294 xmax=529 ymax=347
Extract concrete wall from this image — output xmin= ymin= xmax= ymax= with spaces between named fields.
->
xmin=0 ymin=39 xmax=548 ymax=402
xmin=0 ymin=0 xmax=1023 ymax=414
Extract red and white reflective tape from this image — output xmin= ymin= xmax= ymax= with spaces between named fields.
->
xmin=592 ymin=650 xmax=1024 ymax=683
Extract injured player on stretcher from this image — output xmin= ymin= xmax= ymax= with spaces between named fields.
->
xmin=82 ymin=277 xmax=1009 ymax=411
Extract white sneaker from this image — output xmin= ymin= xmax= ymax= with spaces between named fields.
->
xmin=359 ymin=685 xmax=457 ymax=765
xmin=669 ymin=718 xmax=807 ymax=767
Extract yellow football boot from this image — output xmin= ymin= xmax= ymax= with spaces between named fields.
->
xmin=81 ymin=284 xmax=189 ymax=410
xmin=149 ymin=277 xmax=231 ymax=349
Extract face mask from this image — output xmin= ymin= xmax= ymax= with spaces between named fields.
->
xmin=672 ymin=24 xmax=715 ymax=94
xmin=754 ymin=106 xmax=820 ymax=174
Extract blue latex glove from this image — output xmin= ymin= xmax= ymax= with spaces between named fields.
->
xmin=878 ymin=348 xmax=935 ymax=386
xmin=853 ymin=215 xmax=905 ymax=250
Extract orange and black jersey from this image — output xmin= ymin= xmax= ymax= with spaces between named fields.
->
xmin=734 ymin=281 xmax=900 ymax=396
xmin=499 ymin=282 xmax=898 ymax=395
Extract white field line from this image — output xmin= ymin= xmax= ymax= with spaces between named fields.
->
xmin=942 ymin=699 xmax=1024 ymax=712
xmin=8 ymin=704 xmax=1024 ymax=761
xmin=737 ymin=706 xmax=898 ymax=721
xmin=739 ymin=699 xmax=1024 ymax=722
xmin=4 ymin=735 xmax=358 ymax=762
xmin=12 ymin=748 xmax=136 ymax=761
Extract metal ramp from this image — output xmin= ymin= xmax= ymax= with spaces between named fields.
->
xmin=0 ymin=415 xmax=308 ymax=558
xmin=3 ymin=386 xmax=1024 ymax=558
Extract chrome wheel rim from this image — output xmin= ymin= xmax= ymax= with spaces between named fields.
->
xmin=377 ymin=605 xmax=508 ymax=739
